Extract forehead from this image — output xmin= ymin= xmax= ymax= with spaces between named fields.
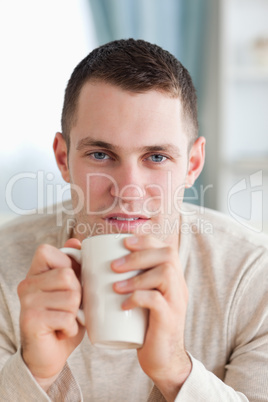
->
xmin=71 ymin=81 xmax=188 ymax=150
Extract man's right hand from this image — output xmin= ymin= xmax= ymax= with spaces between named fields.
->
xmin=17 ymin=238 xmax=85 ymax=391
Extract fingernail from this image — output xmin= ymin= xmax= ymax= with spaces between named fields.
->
xmin=113 ymin=256 xmax=125 ymax=267
xmin=115 ymin=280 xmax=127 ymax=289
xmin=126 ymin=236 xmax=138 ymax=245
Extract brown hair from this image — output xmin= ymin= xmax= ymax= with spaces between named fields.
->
xmin=61 ymin=38 xmax=198 ymax=151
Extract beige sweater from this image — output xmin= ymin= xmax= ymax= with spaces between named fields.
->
xmin=0 ymin=203 xmax=268 ymax=401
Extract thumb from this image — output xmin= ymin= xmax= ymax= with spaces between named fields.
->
xmin=63 ymin=238 xmax=82 ymax=278
xmin=64 ymin=238 xmax=82 ymax=250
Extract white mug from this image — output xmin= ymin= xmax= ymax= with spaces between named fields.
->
xmin=60 ymin=233 xmax=148 ymax=349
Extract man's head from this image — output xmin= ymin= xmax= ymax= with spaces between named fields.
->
xmin=61 ymin=38 xmax=198 ymax=152
xmin=55 ymin=39 xmax=205 ymax=244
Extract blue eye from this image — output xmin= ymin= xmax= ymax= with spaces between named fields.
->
xmin=149 ymin=154 xmax=167 ymax=163
xmin=91 ymin=152 xmax=109 ymax=160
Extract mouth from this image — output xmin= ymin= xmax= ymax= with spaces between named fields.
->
xmin=104 ymin=214 xmax=150 ymax=232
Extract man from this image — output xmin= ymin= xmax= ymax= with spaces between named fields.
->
xmin=0 ymin=39 xmax=267 ymax=401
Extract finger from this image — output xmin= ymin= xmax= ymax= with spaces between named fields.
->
xmin=28 ymin=238 xmax=82 ymax=277
xmin=114 ymin=263 xmax=178 ymax=299
xmin=121 ymin=289 xmax=166 ymax=317
xmin=123 ymin=234 xmax=164 ymax=251
xmin=115 ymin=263 xmax=187 ymax=309
xmin=63 ymin=238 xmax=82 ymax=278
xmin=21 ymin=308 xmax=80 ymax=339
xmin=19 ymin=267 xmax=81 ymax=294
xmin=21 ymin=289 xmax=81 ymax=315
xmin=121 ymin=289 xmax=187 ymax=330
xmin=64 ymin=238 xmax=81 ymax=249
xmin=111 ymin=244 xmax=177 ymax=273
xmin=28 ymin=244 xmax=75 ymax=276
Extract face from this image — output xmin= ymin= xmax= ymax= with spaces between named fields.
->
xmin=54 ymin=81 xmax=205 ymax=246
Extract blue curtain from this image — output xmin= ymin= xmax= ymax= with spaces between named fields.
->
xmin=88 ymin=0 xmax=211 ymax=204
xmin=88 ymin=0 xmax=210 ymax=97
xmin=89 ymin=0 xmax=182 ymax=56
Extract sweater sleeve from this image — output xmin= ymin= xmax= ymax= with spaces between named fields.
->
xmin=0 ymin=349 xmax=82 ymax=401
xmin=149 ymin=252 xmax=268 ymax=402
xmin=0 ymin=279 xmax=82 ymax=401
xmin=147 ymin=355 xmax=249 ymax=402
xmin=175 ymin=355 xmax=249 ymax=401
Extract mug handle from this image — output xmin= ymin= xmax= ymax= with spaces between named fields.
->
xmin=60 ymin=247 xmax=86 ymax=326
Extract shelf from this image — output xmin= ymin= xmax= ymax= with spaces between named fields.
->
xmin=228 ymin=67 xmax=268 ymax=82
xmin=222 ymin=158 xmax=268 ymax=172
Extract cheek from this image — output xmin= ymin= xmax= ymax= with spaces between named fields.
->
xmin=73 ymin=174 xmax=114 ymax=199
xmin=89 ymin=177 xmax=111 ymax=194
xmin=147 ymin=166 xmax=187 ymax=193
xmin=171 ymin=170 xmax=189 ymax=212
xmin=144 ymin=168 xmax=187 ymax=215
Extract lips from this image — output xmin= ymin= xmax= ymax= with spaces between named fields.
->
xmin=103 ymin=213 xmax=150 ymax=232
xmin=109 ymin=217 xmax=140 ymax=221
xmin=104 ymin=213 xmax=150 ymax=221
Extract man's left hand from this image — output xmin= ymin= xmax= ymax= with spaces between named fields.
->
xmin=112 ymin=235 xmax=191 ymax=402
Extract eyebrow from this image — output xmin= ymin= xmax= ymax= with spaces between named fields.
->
xmin=76 ymin=136 xmax=181 ymax=157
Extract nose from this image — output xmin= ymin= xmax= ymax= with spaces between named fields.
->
xmin=110 ymin=164 xmax=145 ymax=201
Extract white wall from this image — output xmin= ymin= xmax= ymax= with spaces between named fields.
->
xmin=0 ymin=0 xmax=97 ymax=225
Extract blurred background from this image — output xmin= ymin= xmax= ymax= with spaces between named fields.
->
xmin=0 ymin=0 xmax=267 ymax=233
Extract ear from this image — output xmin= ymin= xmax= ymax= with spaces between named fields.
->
xmin=185 ymin=136 xmax=206 ymax=188
xmin=53 ymin=132 xmax=70 ymax=183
